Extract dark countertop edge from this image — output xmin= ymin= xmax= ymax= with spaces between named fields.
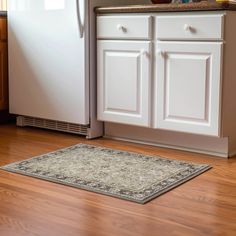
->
xmin=95 ymin=2 xmax=236 ymax=14
xmin=0 ymin=11 xmax=7 ymax=17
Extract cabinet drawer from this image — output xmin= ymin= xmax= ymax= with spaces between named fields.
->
xmin=155 ymin=14 xmax=224 ymax=40
xmin=97 ymin=15 xmax=152 ymax=40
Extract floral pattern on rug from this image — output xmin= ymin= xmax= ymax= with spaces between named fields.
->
xmin=0 ymin=144 xmax=211 ymax=203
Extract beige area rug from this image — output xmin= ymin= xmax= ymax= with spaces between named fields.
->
xmin=0 ymin=144 xmax=211 ymax=204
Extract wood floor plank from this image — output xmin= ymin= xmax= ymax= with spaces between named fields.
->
xmin=0 ymin=124 xmax=235 ymax=236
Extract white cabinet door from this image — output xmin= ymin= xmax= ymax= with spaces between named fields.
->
xmin=155 ymin=41 xmax=223 ymax=136
xmin=97 ymin=40 xmax=151 ymax=127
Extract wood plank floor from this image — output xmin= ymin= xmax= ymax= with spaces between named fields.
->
xmin=0 ymin=124 xmax=235 ymax=236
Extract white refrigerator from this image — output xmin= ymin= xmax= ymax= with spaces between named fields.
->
xmin=8 ymin=0 xmax=150 ymax=138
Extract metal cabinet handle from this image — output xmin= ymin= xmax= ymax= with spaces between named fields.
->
xmin=76 ymin=0 xmax=85 ymax=38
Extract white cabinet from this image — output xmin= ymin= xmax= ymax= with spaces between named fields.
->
xmin=97 ymin=12 xmax=224 ymax=136
xmin=154 ymin=41 xmax=223 ymax=136
xmin=97 ymin=40 xmax=151 ymax=127
xmin=97 ymin=10 xmax=236 ymax=157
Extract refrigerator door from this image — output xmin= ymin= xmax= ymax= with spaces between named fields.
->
xmin=8 ymin=0 xmax=89 ymax=125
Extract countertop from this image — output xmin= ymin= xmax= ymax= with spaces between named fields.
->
xmin=95 ymin=1 xmax=236 ymax=14
xmin=0 ymin=11 xmax=7 ymax=17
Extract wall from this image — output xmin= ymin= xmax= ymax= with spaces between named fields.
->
xmin=0 ymin=0 xmax=7 ymax=11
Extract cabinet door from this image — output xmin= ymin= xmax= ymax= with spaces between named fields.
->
xmin=97 ymin=40 xmax=151 ymax=127
xmin=0 ymin=41 xmax=8 ymax=110
xmin=155 ymin=42 xmax=223 ymax=136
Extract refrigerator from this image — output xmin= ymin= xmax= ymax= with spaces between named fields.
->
xmin=8 ymin=0 xmax=150 ymax=138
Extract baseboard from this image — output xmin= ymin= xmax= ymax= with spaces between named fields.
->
xmin=104 ymin=123 xmax=229 ymax=158
xmin=105 ymin=135 xmax=228 ymax=158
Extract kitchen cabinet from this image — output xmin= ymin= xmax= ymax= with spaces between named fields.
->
xmin=96 ymin=6 xmax=236 ymax=157
xmin=154 ymin=13 xmax=224 ymax=136
xmin=0 ymin=16 xmax=8 ymax=112
xmin=97 ymin=15 xmax=152 ymax=127
xmin=97 ymin=12 xmax=224 ymax=136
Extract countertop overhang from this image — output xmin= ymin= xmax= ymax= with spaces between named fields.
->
xmin=0 ymin=11 xmax=7 ymax=17
xmin=95 ymin=1 xmax=236 ymax=14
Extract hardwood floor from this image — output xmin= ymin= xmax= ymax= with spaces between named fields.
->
xmin=0 ymin=124 xmax=235 ymax=236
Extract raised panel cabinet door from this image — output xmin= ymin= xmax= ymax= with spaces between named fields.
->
xmin=154 ymin=41 xmax=223 ymax=136
xmin=0 ymin=41 xmax=8 ymax=110
xmin=97 ymin=40 xmax=151 ymax=127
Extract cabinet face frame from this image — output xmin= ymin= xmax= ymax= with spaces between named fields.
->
xmin=154 ymin=41 xmax=223 ymax=136
xmin=97 ymin=40 xmax=151 ymax=127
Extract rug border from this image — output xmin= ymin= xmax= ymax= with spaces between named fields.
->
xmin=140 ymin=165 xmax=211 ymax=203
xmin=0 ymin=143 xmax=212 ymax=204
xmin=0 ymin=143 xmax=209 ymax=169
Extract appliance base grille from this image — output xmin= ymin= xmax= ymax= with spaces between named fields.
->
xmin=16 ymin=116 xmax=89 ymax=136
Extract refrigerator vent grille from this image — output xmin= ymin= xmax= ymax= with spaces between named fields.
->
xmin=16 ymin=116 xmax=89 ymax=136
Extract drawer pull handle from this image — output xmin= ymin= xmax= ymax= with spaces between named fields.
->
xmin=157 ymin=50 xmax=165 ymax=58
xmin=184 ymin=24 xmax=192 ymax=31
xmin=117 ymin=24 xmax=127 ymax=32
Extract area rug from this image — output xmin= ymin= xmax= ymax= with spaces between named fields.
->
xmin=0 ymin=144 xmax=211 ymax=204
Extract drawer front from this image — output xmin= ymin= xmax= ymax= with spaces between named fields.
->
xmin=97 ymin=15 xmax=152 ymax=40
xmin=155 ymin=14 xmax=224 ymax=40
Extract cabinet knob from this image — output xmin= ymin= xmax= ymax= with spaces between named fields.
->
xmin=117 ymin=24 xmax=127 ymax=32
xmin=141 ymin=49 xmax=149 ymax=58
xmin=157 ymin=50 xmax=165 ymax=58
xmin=184 ymin=24 xmax=192 ymax=31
